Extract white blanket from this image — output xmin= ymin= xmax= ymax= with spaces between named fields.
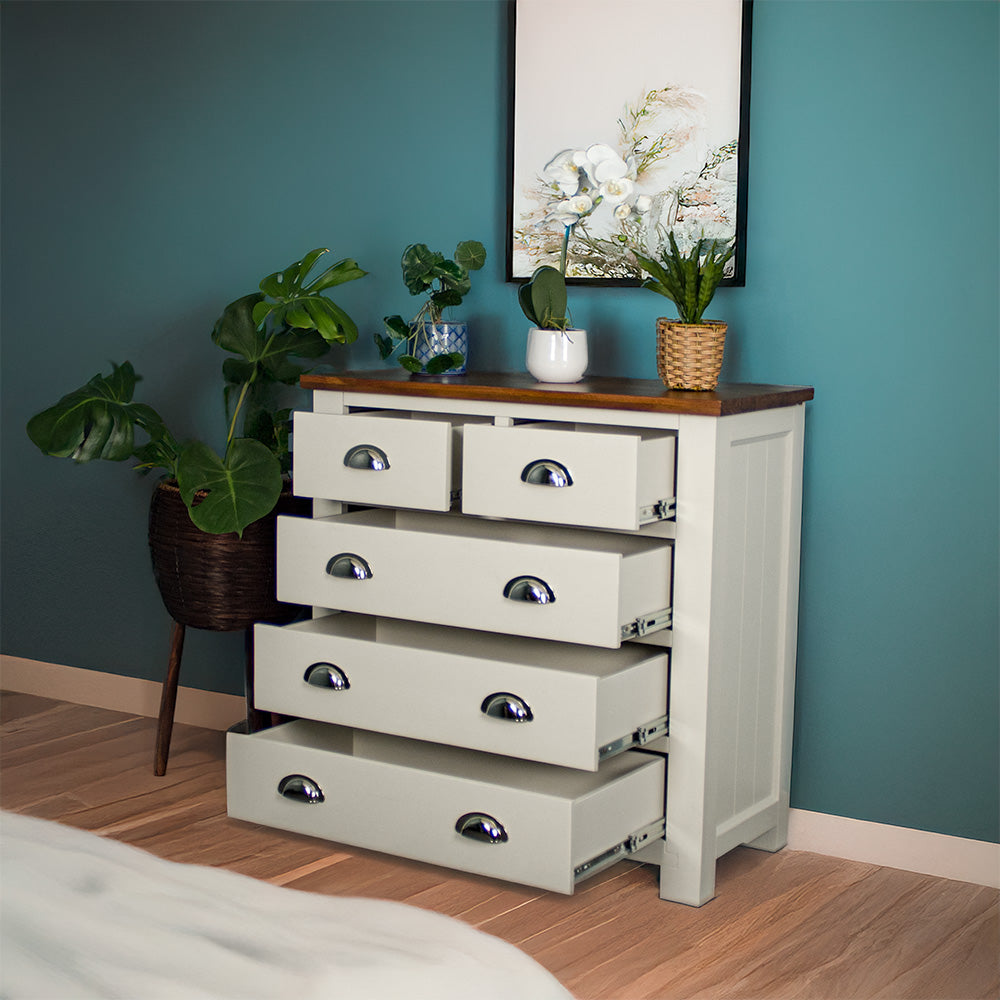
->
xmin=1 ymin=812 xmax=573 ymax=999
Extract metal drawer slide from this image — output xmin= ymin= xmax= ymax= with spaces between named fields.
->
xmin=574 ymin=817 xmax=666 ymax=884
xmin=598 ymin=714 xmax=669 ymax=762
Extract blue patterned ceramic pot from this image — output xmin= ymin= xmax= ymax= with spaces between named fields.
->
xmin=412 ymin=321 xmax=468 ymax=375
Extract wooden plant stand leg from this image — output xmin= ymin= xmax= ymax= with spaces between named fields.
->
xmin=154 ymin=620 xmax=186 ymax=776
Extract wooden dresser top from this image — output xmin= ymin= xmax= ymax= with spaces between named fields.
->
xmin=301 ymin=371 xmax=814 ymax=417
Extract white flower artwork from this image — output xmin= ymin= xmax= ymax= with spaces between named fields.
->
xmin=508 ymin=0 xmax=751 ymax=283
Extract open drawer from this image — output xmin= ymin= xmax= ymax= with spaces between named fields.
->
xmin=292 ymin=411 xmax=485 ymax=511
xmin=227 ymin=720 xmax=665 ymax=894
xmin=276 ymin=509 xmax=672 ymax=648
xmin=462 ymin=422 xmax=676 ymax=530
xmin=254 ymin=614 xmax=669 ymax=770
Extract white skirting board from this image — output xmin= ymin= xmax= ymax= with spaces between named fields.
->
xmin=3 ymin=654 xmax=997 ymax=890
xmin=0 ymin=655 xmax=244 ymax=733
xmin=787 ymin=808 xmax=999 ymax=889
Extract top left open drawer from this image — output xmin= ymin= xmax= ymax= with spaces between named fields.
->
xmin=292 ymin=411 xmax=483 ymax=511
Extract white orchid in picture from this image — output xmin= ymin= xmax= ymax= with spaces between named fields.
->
xmin=514 ymin=86 xmax=740 ymax=280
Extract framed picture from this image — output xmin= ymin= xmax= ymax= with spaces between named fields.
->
xmin=506 ymin=0 xmax=752 ymax=285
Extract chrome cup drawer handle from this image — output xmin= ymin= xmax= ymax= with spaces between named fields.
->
xmin=521 ymin=459 xmax=573 ymax=488
xmin=481 ymin=692 xmax=534 ymax=723
xmin=277 ymin=774 xmax=325 ymax=804
xmin=343 ymin=444 xmax=390 ymax=471
xmin=304 ymin=662 xmax=350 ymax=690
xmin=456 ymin=812 xmax=508 ymax=844
xmin=503 ymin=575 xmax=555 ymax=604
xmin=326 ymin=553 xmax=373 ymax=580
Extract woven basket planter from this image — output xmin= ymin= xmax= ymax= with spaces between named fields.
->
xmin=656 ymin=319 xmax=728 ymax=391
xmin=148 ymin=480 xmax=307 ymax=631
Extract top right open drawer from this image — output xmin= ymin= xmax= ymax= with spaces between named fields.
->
xmin=461 ymin=422 xmax=676 ymax=532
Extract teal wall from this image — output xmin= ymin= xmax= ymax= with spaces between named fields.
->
xmin=2 ymin=1 xmax=997 ymax=845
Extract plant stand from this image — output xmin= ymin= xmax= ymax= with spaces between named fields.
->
xmin=154 ymin=624 xmax=270 ymax=776
xmin=148 ymin=480 xmax=307 ymax=775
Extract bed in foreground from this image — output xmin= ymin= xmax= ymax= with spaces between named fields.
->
xmin=1 ymin=812 xmax=573 ymax=999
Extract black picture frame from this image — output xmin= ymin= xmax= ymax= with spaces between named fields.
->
xmin=506 ymin=0 xmax=753 ymax=287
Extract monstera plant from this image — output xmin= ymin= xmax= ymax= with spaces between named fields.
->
xmin=27 ymin=248 xmax=366 ymax=535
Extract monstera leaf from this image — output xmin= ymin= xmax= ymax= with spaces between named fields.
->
xmin=175 ymin=438 xmax=283 ymax=536
xmin=251 ymin=248 xmax=366 ymax=345
xmin=27 ymin=362 xmax=168 ymax=464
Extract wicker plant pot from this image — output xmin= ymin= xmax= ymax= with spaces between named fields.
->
xmin=656 ymin=318 xmax=728 ymax=391
xmin=148 ymin=479 xmax=305 ymax=631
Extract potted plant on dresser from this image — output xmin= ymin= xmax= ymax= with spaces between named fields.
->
xmin=377 ymin=239 xmax=486 ymax=375
xmin=26 ymin=248 xmax=366 ymax=774
xmin=518 ymin=263 xmax=588 ymax=384
xmin=633 ymin=233 xmax=734 ymax=390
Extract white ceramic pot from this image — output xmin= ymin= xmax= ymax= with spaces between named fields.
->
xmin=525 ymin=327 xmax=588 ymax=383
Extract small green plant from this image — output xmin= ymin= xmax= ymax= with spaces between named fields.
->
xmin=27 ymin=249 xmax=366 ymax=536
xmin=633 ymin=233 xmax=734 ymax=323
xmin=518 ymin=264 xmax=571 ymax=331
xmin=377 ymin=240 xmax=486 ymax=374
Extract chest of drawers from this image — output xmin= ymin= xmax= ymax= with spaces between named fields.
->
xmin=226 ymin=372 xmax=812 ymax=905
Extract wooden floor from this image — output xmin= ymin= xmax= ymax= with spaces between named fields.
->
xmin=1 ymin=692 xmax=996 ymax=1000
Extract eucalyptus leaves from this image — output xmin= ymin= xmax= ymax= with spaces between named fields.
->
xmin=377 ymin=240 xmax=486 ymax=374
xmin=26 ymin=249 xmax=366 ymax=536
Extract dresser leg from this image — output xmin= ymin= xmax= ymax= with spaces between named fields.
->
xmin=154 ymin=620 xmax=186 ymax=776
xmin=244 ymin=628 xmax=270 ymax=733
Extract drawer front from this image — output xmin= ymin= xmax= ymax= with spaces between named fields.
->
xmin=462 ymin=423 xmax=675 ymax=530
xmin=292 ymin=411 xmax=455 ymax=510
xmin=277 ymin=510 xmax=672 ymax=648
xmin=254 ymin=615 xmax=668 ymax=771
xmin=227 ymin=721 xmax=665 ymax=894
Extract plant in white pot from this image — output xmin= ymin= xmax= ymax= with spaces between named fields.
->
xmin=518 ymin=258 xmax=588 ymax=384
xmin=633 ymin=233 xmax=734 ymax=390
xmin=377 ymin=240 xmax=486 ymax=375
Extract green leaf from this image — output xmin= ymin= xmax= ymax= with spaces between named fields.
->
xmin=175 ymin=438 xmax=283 ymax=537
xmin=454 ymin=240 xmax=486 ymax=271
xmin=251 ymin=299 xmax=275 ymax=328
xmin=262 ymin=354 xmax=307 ymax=385
xmin=304 ymin=257 xmax=367 ymax=293
xmin=518 ymin=281 xmax=539 ymax=326
xmin=221 ymin=357 xmax=256 ymax=386
xmin=374 ymin=332 xmax=396 ymax=360
xmin=526 ymin=266 xmax=567 ymax=331
xmin=425 ymin=351 xmax=464 ymax=375
xmin=281 ymin=328 xmax=329 ymax=360
xmin=26 ymin=361 xmax=167 ymax=464
xmin=431 ymin=288 xmax=464 ymax=311
xmin=254 ymin=250 xmax=365 ymax=343
xmin=398 ymin=355 xmax=423 ymax=373
xmin=641 ymin=277 xmax=679 ymax=305
xmin=294 ymin=248 xmax=330 ymax=285
xmin=285 ymin=306 xmax=314 ymax=328
xmin=434 ymin=260 xmax=469 ymax=293
xmin=383 ymin=315 xmax=411 ymax=340
xmin=258 ymin=271 xmax=286 ymax=300
xmin=401 ymin=243 xmax=445 ymax=295
xmin=316 ymin=297 xmax=359 ymax=344
xmin=212 ymin=294 xmax=266 ymax=359
xmin=303 ymin=298 xmax=340 ymax=342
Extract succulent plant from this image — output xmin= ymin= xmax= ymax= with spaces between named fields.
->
xmin=634 ymin=233 xmax=734 ymax=324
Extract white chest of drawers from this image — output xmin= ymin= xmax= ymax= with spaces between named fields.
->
xmin=227 ymin=372 xmax=812 ymax=906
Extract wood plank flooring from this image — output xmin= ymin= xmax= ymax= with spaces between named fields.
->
xmin=2 ymin=691 xmax=996 ymax=1000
